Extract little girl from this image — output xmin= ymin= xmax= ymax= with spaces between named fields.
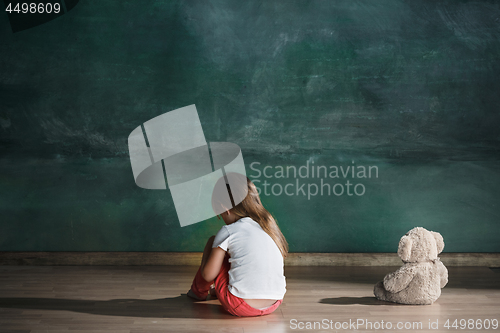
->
xmin=188 ymin=172 xmax=288 ymax=317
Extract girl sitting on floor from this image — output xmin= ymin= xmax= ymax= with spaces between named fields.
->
xmin=188 ymin=172 xmax=288 ymax=317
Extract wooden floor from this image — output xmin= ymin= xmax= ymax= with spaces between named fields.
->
xmin=0 ymin=266 xmax=498 ymax=333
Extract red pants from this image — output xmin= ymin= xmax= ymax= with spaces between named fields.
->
xmin=190 ymin=255 xmax=283 ymax=317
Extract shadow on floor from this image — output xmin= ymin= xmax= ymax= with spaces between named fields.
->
xmin=0 ymin=294 xmax=239 ymax=319
xmin=319 ymin=296 xmax=399 ymax=306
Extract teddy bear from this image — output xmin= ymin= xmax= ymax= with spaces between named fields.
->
xmin=373 ymin=227 xmax=448 ymax=305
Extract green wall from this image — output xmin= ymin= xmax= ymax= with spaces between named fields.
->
xmin=1 ymin=0 xmax=499 ymax=252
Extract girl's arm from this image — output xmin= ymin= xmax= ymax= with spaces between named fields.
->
xmin=201 ymin=246 xmax=226 ymax=282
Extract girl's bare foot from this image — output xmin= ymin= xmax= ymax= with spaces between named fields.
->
xmin=208 ymin=284 xmax=217 ymax=299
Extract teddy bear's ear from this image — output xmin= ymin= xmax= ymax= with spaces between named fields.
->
xmin=398 ymin=235 xmax=413 ymax=261
xmin=431 ymin=231 xmax=444 ymax=254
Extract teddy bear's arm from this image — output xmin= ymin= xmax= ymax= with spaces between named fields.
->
xmin=383 ymin=265 xmax=416 ymax=293
xmin=437 ymin=260 xmax=448 ymax=288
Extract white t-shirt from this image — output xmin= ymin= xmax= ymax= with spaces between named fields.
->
xmin=212 ymin=217 xmax=286 ymax=300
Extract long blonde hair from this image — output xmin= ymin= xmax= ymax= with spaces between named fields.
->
xmin=212 ymin=172 xmax=289 ymax=258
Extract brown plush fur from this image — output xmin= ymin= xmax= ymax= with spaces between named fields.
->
xmin=374 ymin=227 xmax=448 ymax=305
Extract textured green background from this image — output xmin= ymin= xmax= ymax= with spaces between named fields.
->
xmin=1 ymin=0 xmax=499 ymax=252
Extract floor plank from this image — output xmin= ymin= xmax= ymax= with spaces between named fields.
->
xmin=0 ymin=266 xmax=498 ymax=332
